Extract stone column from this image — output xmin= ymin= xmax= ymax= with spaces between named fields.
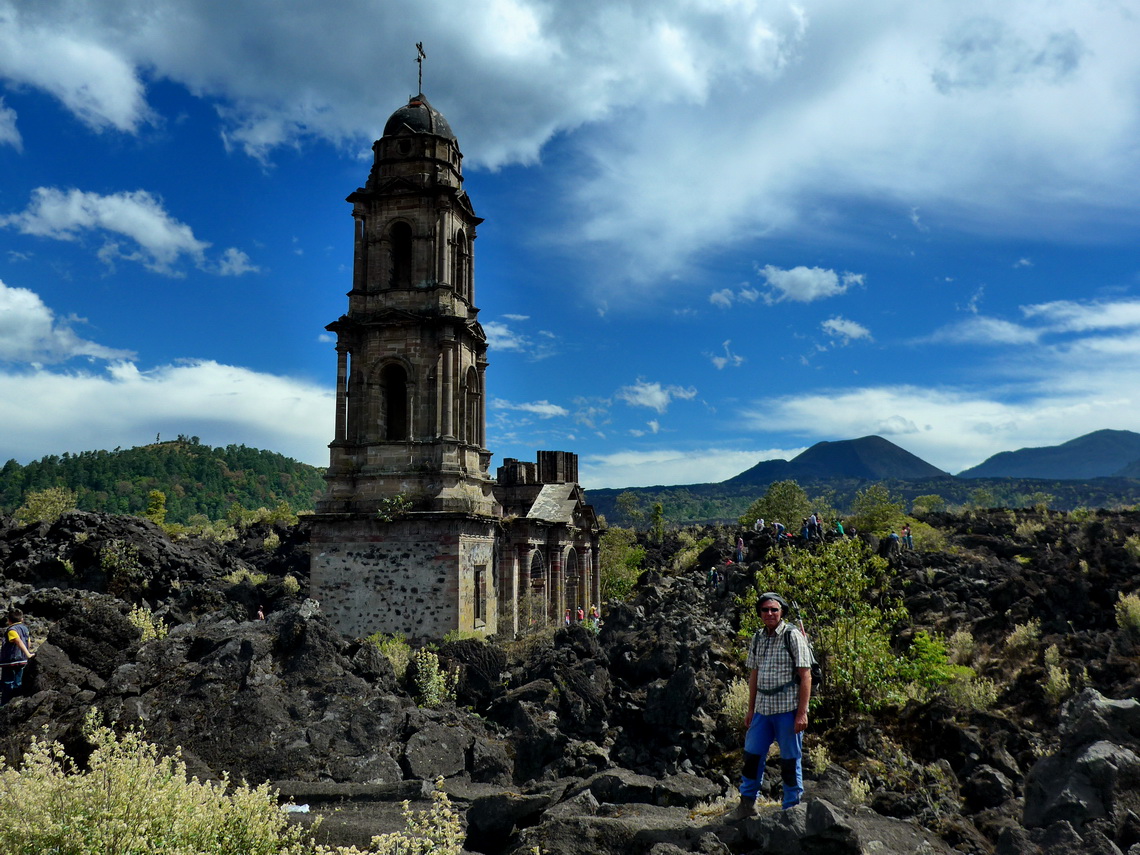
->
xmin=441 ymin=342 xmax=454 ymax=438
xmin=334 ymin=346 xmax=348 ymax=442
xmin=550 ymin=545 xmax=563 ymax=626
xmin=352 ymin=214 xmax=365 ymax=292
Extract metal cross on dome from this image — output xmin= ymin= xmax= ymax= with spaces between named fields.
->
xmin=416 ymin=42 xmax=426 ymax=94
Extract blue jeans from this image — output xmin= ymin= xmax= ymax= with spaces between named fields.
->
xmin=739 ymin=710 xmax=803 ymax=809
xmin=1 ymin=664 xmax=25 ymax=704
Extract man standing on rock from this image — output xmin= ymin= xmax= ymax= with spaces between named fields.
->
xmin=730 ymin=592 xmax=812 ymax=819
xmin=0 ymin=607 xmax=32 ymax=705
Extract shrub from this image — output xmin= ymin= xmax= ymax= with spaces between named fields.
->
xmin=282 ymin=574 xmax=301 ymax=596
xmin=1125 ymin=535 xmax=1140 ymax=561
xmin=945 ymin=674 xmax=998 ymax=711
xmin=365 ymin=633 xmax=411 ymax=679
xmin=846 ymin=484 xmax=906 ymax=535
xmin=946 ymin=630 xmax=975 ymax=666
xmin=738 ymin=480 xmax=811 ymax=529
xmin=0 ymin=711 xmax=313 ymax=855
xmin=261 ymin=531 xmax=281 ymax=552
xmin=14 ymin=486 xmax=77 ymax=525
xmin=127 ymin=604 xmax=168 ymax=642
xmin=340 ymin=779 xmax=463 ymax=855
xmin=741 ymin=538 xmax=908 ymax=714
xmin=721 ymin=677 xmax=750 ymax=732
xmin=1014 ymin=519 xmax=1044 ymax=540
xmin=805 ymin=741 xmax=831 ymax=773
xmin=1005 ymin=619 xmax=1040 ymax=658
xmin=910 ymin=494 xmax=946 ymax=516
xmin=1043 ymin=644 xmax=1071 ymax=704
xmin=900 ymin=631 xmax=974 ymax=698
xmin=224 ymin=568 xmax=268 ymax=586
xmin=412 ymin=648 xmax=457 ymax=708
xmin=144 ymin=490 xmax=167 ymax=526
xmin=599 ymin=526 xmax=645 ymax=601
xmin=1116 ymin=591 xmax=1140 ymax=640
xmin=850 ymin=776 xmax=871 ymax=805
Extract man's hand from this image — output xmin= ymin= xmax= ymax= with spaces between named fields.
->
xmin=794 ymin=711 xmax=808 ymax=733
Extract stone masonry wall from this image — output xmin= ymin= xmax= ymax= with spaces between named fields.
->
xmin=310 ymin=513 xmax=497 ymax=639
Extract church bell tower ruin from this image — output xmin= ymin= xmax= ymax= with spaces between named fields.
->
xmin=309 ymin=92 xmax=600 ymax=640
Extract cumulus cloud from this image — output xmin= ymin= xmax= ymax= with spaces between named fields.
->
xmin=0 ymin=4 xmax=150 ymax=133
xmin=216 ymin=247 xmax=260 ymax=276
xmin=2 ymin=1 xmax=1138 ymax=298
xmin=491 ymin=398 xmax=569 ymax=418
xmin=616 ymin=379 xmax=697 ymax=414
xmin=821 ymin=317 xmax=872 ymax=345
xmin=0 ymin=359 xmax=333 ymax=465
xmin=759 ymin=265 xmax=864 ymax=303
xmin=0 ymin=279 xmax=134 ymax=364
xmin=0 ymin=187 xmax=212 ymax=275
xmin=709 ymin=288 xmax=734 ymax=309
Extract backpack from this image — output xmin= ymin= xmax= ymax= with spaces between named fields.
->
xmin=784 ymin=611 xmax=823 ymax=689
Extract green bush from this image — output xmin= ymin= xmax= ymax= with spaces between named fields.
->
xmin=738 ymin=480 xmax=811 ymax=529
xmin=0 ymin=713 xmax=465 ymax=855
xmin=741 ymin=538 xmax=908 ymax=713
xmin=721 ymin=677 xmax=750 ymax=733
xmin=1043 ymin=643 xmax=1071 ymax=704
xmin=900 ymin=631 xmax=974 ymax=698
xmin=224 ymin=568 xmax=268 ymax=586
xmin=14 ymin=486 xmax=77 ymax=525
xmin=845 ymin=484 xmax=905 ymax=535
xmin=1116 ymin=591 xmax=1140 ymax=640
xmin=282 ymin=574 xmax=301 ymax=597
xmin=127 ymin=604 xmax=167 ymax=643
xmin=599 ymin=526 xmax=645 ymax=601
xmin=412 ymin=648 xmax=457 ymax=708
xmin=0 ymin=712 xmax=312 ymax=855
xmin=1005 ymin=619 xmax=1040 ymax=659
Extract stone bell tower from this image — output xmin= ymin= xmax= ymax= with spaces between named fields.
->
xmin=309 ymin=94 xmax=501 ymax=639
xmin=318 ymin=93 xmax=497 ymax=516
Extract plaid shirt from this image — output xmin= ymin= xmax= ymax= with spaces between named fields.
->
xmin=746 ymin=622 xmax=811 ymax=716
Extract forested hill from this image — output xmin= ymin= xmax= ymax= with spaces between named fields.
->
xmin=0 ymin=438 xmax=326 ymax=524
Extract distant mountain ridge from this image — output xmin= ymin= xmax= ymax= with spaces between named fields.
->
xmin=725 ymin=435 xmax=947 ymax=485
xmin=957 ymin=429 xmax=1140 ymax=479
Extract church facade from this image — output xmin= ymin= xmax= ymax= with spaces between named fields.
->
xmin=308 ymin=94 xmax=600 ymax=640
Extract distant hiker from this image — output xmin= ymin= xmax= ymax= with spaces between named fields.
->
xmin=729 ymin=593 xmax=812 ymax=820
xmin=576 ymin=606 xmax=585 ymax=623
xmin=902 ymin=524 xmax=913 ymax=550
xmin=753 ymin=517 xmax=765 ymax=533
xmin=707 ymin=566 xmax=718 ymax=591
xmin=1 ymin=608 xmax=32 ymax=705
xmin=564 ymin=609 xmax=571 ymax=627
xmin=889 ymin=531 xmax=901 ymax=555
xmin=257 ymin=604 xmax=266 ymax=621
xmin=835 ymin=520 xmax=845 ymax=537
xmin=735 ymin=535 xmax=745 ymax=564
xmin=589 ymin=604 xmax=599 ymax=626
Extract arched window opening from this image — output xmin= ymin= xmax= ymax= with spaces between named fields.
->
xmin=452 ymin=229 xmax=470 ymax=300
xmin=463 ymin=367 xmax=480 ymax=446
xmin=390 ymin=222 xmax=413 ymax=288
xmin=564 ymin=549 xmax=579 ymax=611
xmin=525 ymin=552 xmax=546 ymax=633
xmin=380 ymin=363 xmax=408 ymax=441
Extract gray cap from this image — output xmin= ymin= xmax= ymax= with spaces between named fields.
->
xmin=757 ymin=592 xmax=790 ymax=615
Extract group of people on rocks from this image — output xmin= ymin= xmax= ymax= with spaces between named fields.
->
xmin=562 ymin=604 xmax=600 ymax=628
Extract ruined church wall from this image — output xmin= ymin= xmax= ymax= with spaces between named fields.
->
xmin=309 ymin=514 xmax=497 ymax=639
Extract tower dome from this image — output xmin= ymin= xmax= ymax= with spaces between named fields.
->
xmin=382 ymin=93 xmax=456 ymax=140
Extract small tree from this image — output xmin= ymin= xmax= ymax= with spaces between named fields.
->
xmin=911 ymin=494 xmax=946 ymax=516
xmin=650 ymin=502 xmax=665 ymax=543
xmin=615 ymin=491 xmax=646 ymax=527
xmin=847 ymin=483 xmax=905 ymax=535
xmin=599 ymin=526 xmax=646 ymax=601
xmin=144 ymin=489 xmax=167 ymax=526
xmin=738 ymin=480 xmax=811 ymax=529
xmin=15 ymin=486 xmax=77 ymax=525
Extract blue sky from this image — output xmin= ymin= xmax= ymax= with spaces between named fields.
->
xmin=2 ymin=0 xmax=1140 ymax=489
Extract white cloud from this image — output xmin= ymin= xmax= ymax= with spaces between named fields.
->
xmin=616 ymin=379 xmax=697 ymax=414
xmin=579 ymin=446 xmax=806 ymax=489
xmin=1020 ymin=299 xmax=1140 ymax=333
xmin=0 ymin=359 xmax=333 ymax=465
xmin=759 ymin=265 xmax=864 ymax=303
xmin=491 ymin=398 xmax=569 ymax=418
xmin=216 ymin=247 xmax=259 ymax=276
xmin=708 ymin=340 xmax=745 ymax=370
xmin=709 ymin=288 xmax=734 ymax=309
xmin=1 ymin=187 xmax=210 ymax=275
xmin=0 ymin=4 xmax=150 ymax=133
xmin=503 ymin=313 xmax=530 ymax=321
xmin=0 ymin=96 xmax=19 ymax=149
xmin=483 ymin=320 xmax=528 ymax=351
xmin=0 ymin=279 xmax=134 ymax=364
xmin=3 ymin=1 xmax=1138 ymax=299
xmin=821 ymin=317 xmax=872 ymax=344
xmin=928 ymin=316 xmax=1040 ymax=345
